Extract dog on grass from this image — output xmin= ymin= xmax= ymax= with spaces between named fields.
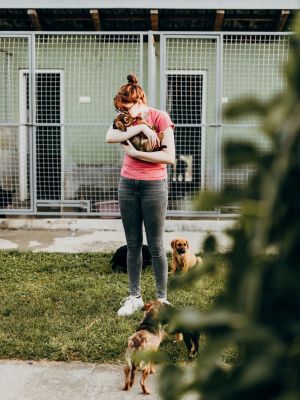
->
xmin=110 ymin=244 xmax=151 ymax=273
xmin=159 ymin=306 xmax=201 ymax=359
xmin=113 ymin=112 xmax=166 ymax=152
xmin=123 ymin=300 xmax=166 ymax=395
xmin=171 ymin=237 xmax=202 ymax=274
xmin=175 ymin=331 xmax=201 ymax=358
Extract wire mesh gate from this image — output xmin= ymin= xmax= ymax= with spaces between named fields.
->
xmin=0 ymin=32 xmax=290 ymax=217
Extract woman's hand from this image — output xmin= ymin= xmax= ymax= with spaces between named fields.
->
xmin=142 ymin=125 xmax=160 ymax=149
xmin=121 ymin=140 xmax=139 ymax=157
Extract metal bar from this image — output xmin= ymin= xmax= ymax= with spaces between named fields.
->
xmin=215 ymin=33 xmax=223 ymax=215
xmin=1 ymin=123 xmax=263 ymax=128
xmin=6 ymin=0 xmax=300 ymax=10
xmin=30 ymin=33 xmax=37 ymax=214
xmin=0 ymin=123 xmax=22 ymax=127
xmin=140 ymin=33 xmax=143 ymax=87
xmin=27 ymin=34 xmax=34 ymax=211
xmin=0 ymin=31 xmax=295 ymax=36
xmin=148 ymin=31 xmax=156 ymax=107
xmin=160 ymin=34 xmax=166 ymax=110
xmin=0 ymin=210 xmax=36 ymax=214
xmin=60 ymin=71 xmax=65 ymax=203
xmin=5 ymin=122 xmax=266 ymax=128
xmin=19 ymin=69 xmax=28 ymax=202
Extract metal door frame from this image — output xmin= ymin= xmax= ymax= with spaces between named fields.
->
xmin=0 ymin=33 xmax=34 ymax=214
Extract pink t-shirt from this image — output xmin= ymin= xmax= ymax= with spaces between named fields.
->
xmin=121 ymin=107 xmax=175 ymax=180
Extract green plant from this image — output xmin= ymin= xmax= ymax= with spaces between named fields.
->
xmin=159 ymin=17 xmax=300 ymax=400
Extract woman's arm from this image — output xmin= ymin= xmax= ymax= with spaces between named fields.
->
xmin=106 ymin=124 xmax=159 ymax=147
xmin=122 ymin=126 xmax=175 ymax=165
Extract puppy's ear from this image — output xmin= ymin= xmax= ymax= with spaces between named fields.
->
xmin=142 ymin=302 xmax=151 ymax=311
xmin=123 ymin=115 xmax=131 ymax=125
xmin=185 ymin=240 xmax=189 ymax=249
xmin=171 ymin=239 xmax=177 ymax=250
xmin=116 ymin=121 xmax=126 ymax=131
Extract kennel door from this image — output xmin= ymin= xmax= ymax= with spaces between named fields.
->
xmin=161 ymin=35 xmax=219 ymax=215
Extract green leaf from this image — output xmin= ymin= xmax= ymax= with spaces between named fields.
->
xmin=223 ymin=98 xmax=266 ymax=120
xmin=131 ymin=348 xmax=168 ymax=364
xmin=169 ymin=261 xmax=215 ymax=290
xmin=224 ymin=141 xmax=260 ymax=167
xmin=167 ymin=309 xmax=247 ymax=334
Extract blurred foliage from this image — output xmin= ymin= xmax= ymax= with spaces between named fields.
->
xmin=159 ymin=15 xmax=300 ymax=400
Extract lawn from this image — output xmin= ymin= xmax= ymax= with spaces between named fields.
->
xmin=0 ymin=250 xmax=227 ymax=364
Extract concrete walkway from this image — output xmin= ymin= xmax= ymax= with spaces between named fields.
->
xmin=0 ymin=360 xmax=199 ymax=400
xmin=0 ymin=217 xmax=235 ymax=253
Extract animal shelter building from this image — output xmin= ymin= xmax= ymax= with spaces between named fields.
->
xmin=0 ymin=0 xmax=296 ymax=217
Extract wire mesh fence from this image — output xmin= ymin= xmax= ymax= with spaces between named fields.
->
xmin=221 ymin=34 xmax=290 ymax=213
xmin=0 ymin=36 xmax=31 ymax=211
xmin=0 ymin=32 xmax=291 ymax=216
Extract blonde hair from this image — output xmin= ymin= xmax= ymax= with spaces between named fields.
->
xmin=114 ymin=74 xmax=147 ymax=110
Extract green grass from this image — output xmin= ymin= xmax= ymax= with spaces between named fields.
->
xmin=0 ymin=250 xmax=226 ymax=364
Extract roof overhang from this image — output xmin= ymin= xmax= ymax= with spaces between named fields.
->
xmin=4 ymin=0 xmax=300 ymax=10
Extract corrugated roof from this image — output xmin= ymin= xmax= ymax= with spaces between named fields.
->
xmin=0 ymin=8 xmax=295 ymax=32
xmin=4 ymin=0 xmax=300 ymax=10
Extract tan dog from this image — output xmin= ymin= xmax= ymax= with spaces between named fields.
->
xmin=123 ymin=300 xmax=166 ymax=395
xmin=171 ymin=237 xmax=202 ymax=274
xmin=113 ymin=112 xmax=166 ymax=152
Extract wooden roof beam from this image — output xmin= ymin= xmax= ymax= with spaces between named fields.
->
xmin=214 ymin=9 xmax=224 ymax=31
xmin=90 ymin=9 xmax=101 ymax=31
xmin=277 ymin=10 xmax=290 ymax=31
xmin=150 ymin=9 xmax=159 ymax=31
xmin=27 ymin=9 xmax=41 ymax=31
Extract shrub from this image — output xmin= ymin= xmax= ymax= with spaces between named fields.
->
xmin=159 ymin=15 xmax=300 ymax=400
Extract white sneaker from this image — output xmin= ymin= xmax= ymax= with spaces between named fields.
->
xmin=157 ymin=298 xmax=173 ymax=306
xmin=117 ymin=295 xmax=144 ymax=316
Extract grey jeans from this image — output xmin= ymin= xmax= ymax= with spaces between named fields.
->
xmin=118 ymin=176 xmax=168 ymax=299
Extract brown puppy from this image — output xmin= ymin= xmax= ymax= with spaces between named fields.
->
xmin=123 ymin=300 xmax=166 ymax=395
xmin=113 ymin=112 xmax=166 ymax=152
xmin=171 ymin=237 xmax=202 ymax=274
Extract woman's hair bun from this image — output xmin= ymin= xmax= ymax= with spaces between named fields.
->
xmin=127 ymin=74 xmax=138 ymax=85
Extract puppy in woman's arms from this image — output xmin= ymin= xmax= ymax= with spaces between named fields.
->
xmin=113 ymin=112 xmax=166 ymax=152
xmin=171 ymin=237 xmax=202 ymax=274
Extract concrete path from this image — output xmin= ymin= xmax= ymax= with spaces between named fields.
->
xmin=0 ymin=218 xmax=235 ymax=253
xmin=0 ymin=360 xmax=198 ymax=400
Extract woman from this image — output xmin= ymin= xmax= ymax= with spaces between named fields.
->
xmin=106 ymin=74 xmax=175 ymax=316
